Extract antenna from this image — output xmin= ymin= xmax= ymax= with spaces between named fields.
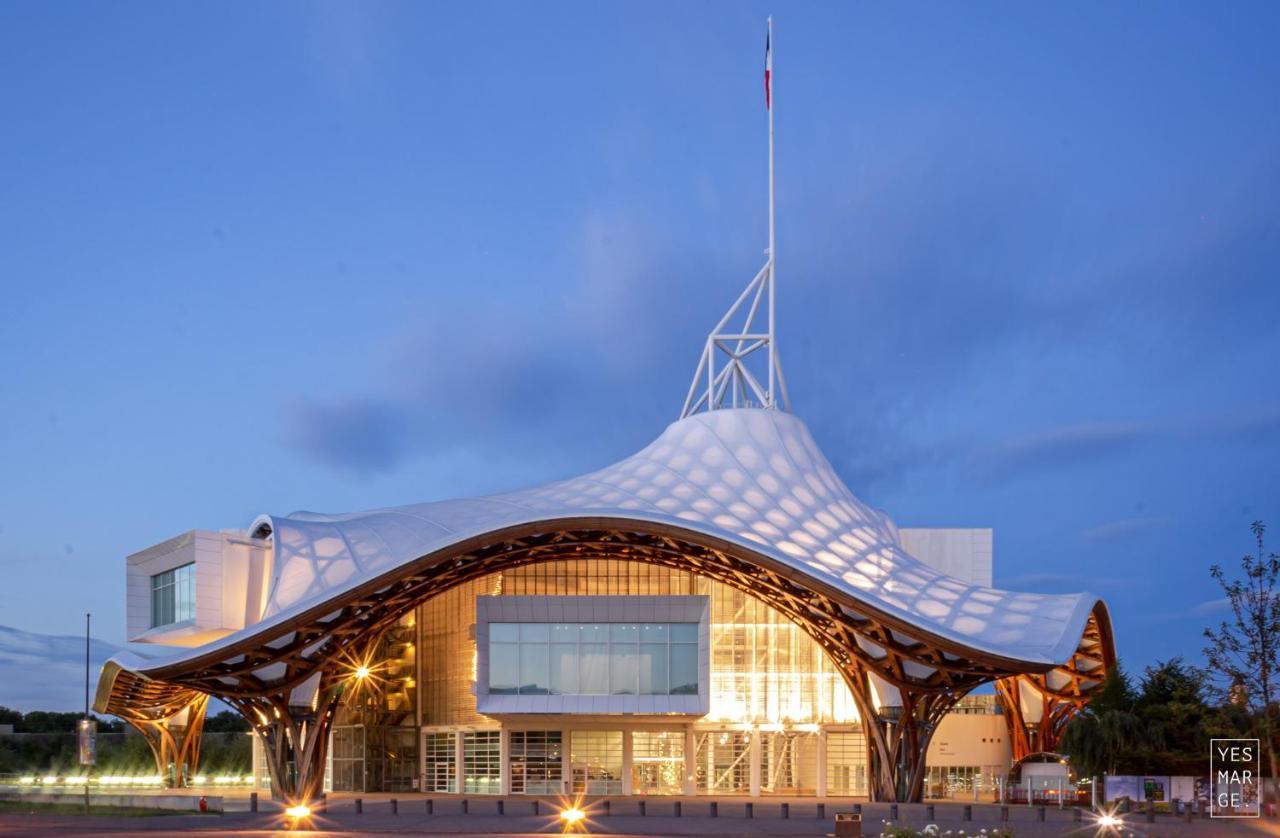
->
xmin=681 ymin=17 xmax=790 ymax=418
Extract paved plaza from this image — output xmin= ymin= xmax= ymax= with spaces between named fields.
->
xmin=3 ymin=797 xmax=1280 ymax=837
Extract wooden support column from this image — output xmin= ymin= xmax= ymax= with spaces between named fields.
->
xmin=123 ymin=693 xmax=210 ymax=787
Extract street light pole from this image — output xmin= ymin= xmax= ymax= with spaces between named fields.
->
xmin=84 ymin=612 xmax=90 ymax=815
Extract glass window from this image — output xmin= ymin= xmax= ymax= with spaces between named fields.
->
xmin=509 ymin=731 xmax=563 ymax=795
xmin=462 ymin=731 xmax=501 ymax=794
xmin=549 ymin=643 xmax=578 ymax=695
xmin=489 ymin=623 xmax=519 ymax=643
xmin=694 ymin=731 xmax=751 ymax=794
xmin=632 ymin=731 xmax=685 ymax=795
xmin=826 ymin=731 xmax=867 ymax=796
xmin=761 ymin=731 xmax=818 ymax=795
xmin=671 ymin=623 xmax=698 ymax=643
xmin=150 ymin=563 xmax=195 ymax=628
xmin=489 ymin=644 xmax=519 ymax=694
xmin=639 ymin=644 xmax=668 ymax=695
xmin=610 ymin=644 xmax=638 ymax=695
xmin=571 ymin=730 xmax=623 ymax=795
xmin=640 ymin=623 xmax=667 ymax=641
xmin=609 ymin=623 xmax=638 ymax=643
xmin=486 ymin=622 xmax=701 ymax=697
xmin=519 ymin=643 xmax=549 ymax=694
xmin=520 ymin=623 xmax=549 ymax=642
xmin=670 ymin=643 xmax=699 ymax=695
xmin=423 ymin=732 xmax=457 ymax=793
xmin=580 ymin=643 xmax=609 ymax=694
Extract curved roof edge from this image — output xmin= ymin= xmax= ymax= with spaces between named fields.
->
xmin=98 ymin=408 xmax=1112 ymax=703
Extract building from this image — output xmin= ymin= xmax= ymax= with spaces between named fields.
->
xmin=96 ymin=350 xmax=1113 ymax=804
xmin=93 ymin=34 xmax=1114 ymax=803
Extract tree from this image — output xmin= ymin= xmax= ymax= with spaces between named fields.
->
xmin=1060 ymin=664 xmax=1147 ymax=777
xmin=204 ymin=710 xmax=249 ymax=733
xmin=1203 ymin=520 xmax=1280 ymax=782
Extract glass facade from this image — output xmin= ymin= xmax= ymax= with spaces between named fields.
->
xmin=694 ymin=731 xmax=752 ymax=794
xmin=632 ymin=731 xmax=685 ymax=795
xmin=570 ymin=730 xmax=624 ymax=794
xmin=509 ymin=731 xmax=563 ymax=794
xmin=489 ymin=622 xmax=698 ymax=696
xmin=422 ymin=732 xmax=456 ymax=793
xmin=761 ymin=730 xmax=819 ymax=796
xmin=826 ymin=730 xmax=868 ymax=796
xmin=150 ymin=562 xmax=194 ymax=628
xmin=461 ymin=731 xmax=501 ymax=794
xmin=418 ymin=560 xmax=856 ymax=727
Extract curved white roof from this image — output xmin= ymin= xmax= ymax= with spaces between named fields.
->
xmin=236 ymin=407 xmax=1096 ymax=668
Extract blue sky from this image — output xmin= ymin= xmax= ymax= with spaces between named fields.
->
xmin=2 ymin=2 xmax=1279 ymax=681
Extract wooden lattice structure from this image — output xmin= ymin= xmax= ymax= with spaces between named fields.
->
xmin=98 ymin=520 xmax=1115 ymax=804
xmin=995 ymin=605 xmax=1115 ymax=762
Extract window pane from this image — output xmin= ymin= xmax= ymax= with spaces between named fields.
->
xmin=640 ymin=624 xmax=667 ymax=642
xmin=580 ymin=643 xmax=609 ymax=694
xmin=670 ymin=623 xmax=698 ymax=643
xmin=549 ymin=624 xmax=577 ymax=643
xmin=609 ymin=623 xmax=638 ymax=644
xmin=639 ymin=643 xmax=668 ymax=695
xmin=670 ymin=643 xmax=698 ymax=694
xmin=489 ymin=643 xmax=519 ymax=693
xmin=490 ymin=623 xmax=519 ymax=643
xmin=580 ymin=624 xmax=607 ymax=642
xmin=521 ymin=623 xmax=549 ymax=642
xmin=519 ymin=642 xmax=549 ymax=694
xmin=610 ymin=644 xmax=638 ymax=695
xmin=549 ymin=643 xmax=578 ymax=695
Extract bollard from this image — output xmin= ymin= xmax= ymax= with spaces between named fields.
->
xmin=249 ymin=792 xmax=258 ymax=813
xmin=746 ymin=802 xmax=754 ymax=818
xmin=318 ymin=795 xmax=327 ymax=813
xmin=1146 ymin=800 xmax=1155 ymax=823
xmin=675 ymin=801 xmax=682 ymax=817
xmin=963 ymin=804 xmax=972 ymax=821
xmin=531 ymin=800 xmax=538 ymax=815
xmin=1185 ymin=803 xmax=1193 ymax=823
xmin=462 ymin=799 xmax=468 ymax=815
xmin=927 ymin=804 xmax=934 ymax=820
xmin=639 ymin=800 xmax=646 ymax=817
xmin=426 ymin=799 xmax=433 ymax=815
xmin=390 ymin=799 xmax=398 ymax=815
xmin=853 ymin=803 xmax=862 ymax=815
xmin=1037 ymin=805 xmax=1045 ymax=822
xmin=1001 ymin=805 xmax=1009 ymax=822
xmin=889 ymin=803 xmax=898 ymax=820
xmin=497 ymin=800 xmax=504 ymax=815
xmin=782 ymin=802 xmax=790 ymax=819
xmin=603 ymin=800 xmax=610 ymax=817
xmin=1074 ymin=806 xmax=1083 ymax=822
xmin=817 ymin=803 xmax=825 ymax=819
xmin=355 ymin=798 xmax=363 ymax=815
xmin=711 ymin=801 xmax=718 ymax=818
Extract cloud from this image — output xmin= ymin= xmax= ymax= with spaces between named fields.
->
xmin=1080 ymin=516 xmax=1170 ymax=543
xmin=0 ymin=625 xmax=120 ymax=713
xmin=974 ymin=422 xmax=1154 ymax=485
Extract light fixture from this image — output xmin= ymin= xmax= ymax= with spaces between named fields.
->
xmin=354 ymin=665 xmax=370 ymax=680
xmin=1097 ymin=813 xmax=1121 ymax=827
xmin=285 ymin=804 xmax=311 ymax=819
xmin=560 ymin=806 xmax=586 ymax=824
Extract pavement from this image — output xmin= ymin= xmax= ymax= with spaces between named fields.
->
xmin=2 ymin=796 xmax=1280 ymax=837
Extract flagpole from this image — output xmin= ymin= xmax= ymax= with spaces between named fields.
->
xmin=766 ymin=15 xmax=776 ymax=409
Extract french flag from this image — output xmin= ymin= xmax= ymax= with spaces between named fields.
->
xmin=764 ymin=21 xmax=772 ymax=109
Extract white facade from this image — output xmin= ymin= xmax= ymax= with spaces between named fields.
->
xmin=126 ymin=529 xmax=271 ymax=646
